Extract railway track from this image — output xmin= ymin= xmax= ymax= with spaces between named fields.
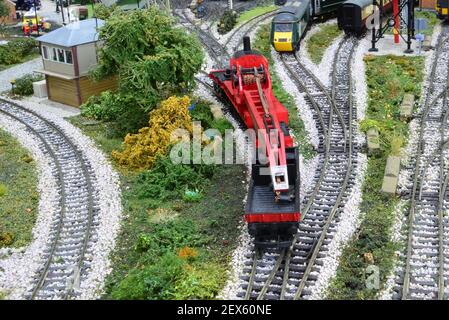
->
xmin=175 ymin=9 xmax=229 ymax=68
xmin=0 ymin=99 xmax=99 ymax=300
xmin=223 ymin=10 xmax=277 ymax=53
xmin=393 ymin=26 xmax=449 ymax=300
xmin=239 ymin=36 xmax=359 ymax=300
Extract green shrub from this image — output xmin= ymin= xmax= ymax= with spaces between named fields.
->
xmin=173 ymin=262 xmax=227 ymax=299
xmin=93 ymin=3 xmax=120 ymax=20
xmin=87 ymin=7 xmax=204 ymax=135
xmin=135 ymin=219 xmax=206 ymax=255
xmin=211 ymin=118 xmax=233 ymax=135
xmin=183 ymin=189 xmax=203 ymax=202
xmin=11 ymin=74 xmax=44 ymax=96
xmin=111 ymin=252 xmax=185 ymax=300
xmin=80 ymin=91 xmax=147 ymax=134
xmin=131 ymin=156 xmax=215 ymax=206
xmin=0 ymin=38 xmax=37 ymax=66
xmin=190 ymin=100 xmax=215 ymax=129
xmin=218 ymin=10 xmax=238 ymax=34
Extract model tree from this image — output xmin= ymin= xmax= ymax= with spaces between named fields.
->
xmin=83 ymin=6 xmax=204 ymax=134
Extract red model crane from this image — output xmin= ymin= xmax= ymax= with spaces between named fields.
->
xmin=209 ymin=37 xmax=300 ymax=247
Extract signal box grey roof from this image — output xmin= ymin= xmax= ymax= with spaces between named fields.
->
xmin=273 ymin=0 xmax=309 ymax=22
xmin=342 ymin=0 xmax=373 ymax=8
xmin=36 ymin=18 xmax=105 ymax=47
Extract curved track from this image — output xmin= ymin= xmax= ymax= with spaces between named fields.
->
xmin=393 ymin=26 xmax=449 ymax=300
xmin=175 ymin=9 xmax=229 ymax=68
xmin=223 ymin=10 xmax=278 ymax=52
xmin=240 ymin=37 xmax=359 ymax=300
xmin=0 ymin=99 xmax=98 ymax=300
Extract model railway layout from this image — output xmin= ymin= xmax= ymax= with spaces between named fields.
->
xmin=1 ymin=0 xmax=449 ymax=302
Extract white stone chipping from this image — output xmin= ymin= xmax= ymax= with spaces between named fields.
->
xmin=0 ymin=97 xmax=122 ymax=299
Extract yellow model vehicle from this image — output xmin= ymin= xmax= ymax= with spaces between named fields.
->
xmin=22 ymin=10 xmax=51 ymax=35
xmin=436 ymin=0 xmax=449 ymax=20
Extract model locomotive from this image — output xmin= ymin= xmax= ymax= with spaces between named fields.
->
xmin=271 ymin=0 xmax=348 ymax=52
xmin=437 ymin=0 xmax=449 ymax=20
xmin=209 ymin=37 xmax=300 ymax=247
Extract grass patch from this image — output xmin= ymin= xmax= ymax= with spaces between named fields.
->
xmin=306 ymin=23 xmax=342 ymax=65
xmin=69 ymin=102 xmax=247 ymax=300
xmin=326 ymin=55 xmax=425 ymax=299
xmin=253 ymin=24 xmax=315 ymax=159
xmin=0 ymin=129 xmax=39 ymax=248
xmin=236 ymin=5 xmax=277 ymax=25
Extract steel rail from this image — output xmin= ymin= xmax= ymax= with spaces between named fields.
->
xmin=437 ymin=87 xmax=449 ymax=300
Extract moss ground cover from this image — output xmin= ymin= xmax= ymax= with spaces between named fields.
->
xmin=327 ymin=55 xmax=424 ymax=299
xmin=236 ymin=4 xmax=277 ymax=25
xmin=306 ymin=23 xmax=342 ymax=65
xmin=0 ymin=129 xmax=38 ymax=248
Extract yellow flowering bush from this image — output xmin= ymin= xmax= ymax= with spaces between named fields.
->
xmin=112 ymin=96 xmax=193 ymax=169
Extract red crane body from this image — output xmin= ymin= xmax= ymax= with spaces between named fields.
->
xmin=209 ymin=37 xmax=300 ymax=247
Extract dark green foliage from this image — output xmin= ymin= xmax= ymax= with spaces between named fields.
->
xmin=82 ymin=7 xmax=204 ymax=133
xmin=190 ymin=100 xmax=215 ymax=128
xmin=210 ymin=118 xmax=234 ymax=136
xmin=131 ymin=156 xmax=215 ymax=208
xmin=111 ymin=252 xmax=185 ymax=300
xmin=135 ymin=220 xmax=206 ymax=254
xmin=190 ymin=100 xmax=233 ymax=135
xmin=70 ymin=0 xmax=91 ymax=5
xmin=218 ymin=10 xmax=238 ymax=34
xmin=93 ymin=3 xmax=120 ymax=20
xmin=11 ymin=73 xmax=44 ymax=96
xmin=0 ymin=38 xmax=38 ymax=66
xmin=80 ymin=91 xmax=147 ymax=135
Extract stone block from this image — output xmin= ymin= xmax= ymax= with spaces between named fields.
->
xmin=381 ymin=155 xmax=401 ymax=195
xmin=367 ymin=127 xmax=380 ymax=154
xmin=33 ymin=79 xmax=47 ymax=98
xmin=400 ymin=93 xmax=414 ymax=121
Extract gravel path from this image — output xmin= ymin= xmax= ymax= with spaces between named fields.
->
xmin=0 ymin=58 xmax=43 ymax=93
xmin=0 ymin=98 xmax=122 ymax=299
